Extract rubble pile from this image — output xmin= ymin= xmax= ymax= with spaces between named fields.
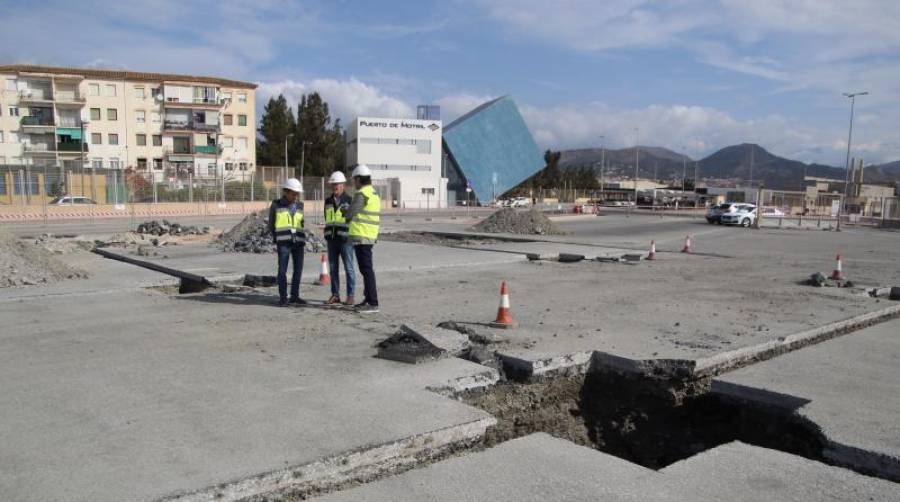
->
xmin=0 ymin=230 xmax=89 ymax=288
xmin=218 ymin=210 xmax=325 ymax=254
xmin=136 ymin=220 xmax=209 ymax=236
xmin=472 ymin=208 xmax=567 ymax=235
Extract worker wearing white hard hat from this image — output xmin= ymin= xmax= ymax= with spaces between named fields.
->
xmin=323 ymin=171 xmax=356 ymax=305
xmin=343 ymin=164 xmax=381 ymax=313
xmin=268 ymin=177 xmax=307 ymax=306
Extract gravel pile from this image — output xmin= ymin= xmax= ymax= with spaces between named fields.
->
xmin=0 ymin=230 xmax=89 ymax=288
xmin=218 ymin=210 xmax=325 ymax=254
xmin=472 ymin=208 xmax=567 ymax=235
xmin=136 ymin=220 xmax=209 ymax=236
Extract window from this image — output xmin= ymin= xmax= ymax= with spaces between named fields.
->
xmin=91 ymin=133 xmax=102 ymax=145
xmin=14 ymin=172 xmax=39 ymax=195
xmin=221 ymin=136 xmax=233 ymax=148
xmin=109 ymin=158 xmax=121 ymax=170
xmin=91 ymin=158 xmax=103 ymax=169
xmin=107 ymin=108 xmax=118 ymax=121
xmin=4 ymin=79 xmax=16 ymax=91
xmin=8 ymin=106 xmax=19 ymax=117
xmin=237 ymin=114 xmax=247 ymax=126
xmin=173 ymin=136 xmax=190 ymax=154
xmin=151 ymin=112 xmax=160 ymax=123
xmin=222 ymin=91 xmax=232 ymax=102
xmin=150 ymin=87 xmax=160 ymax=99
xmin=237 ymin=137 xmax=248 ymax=150
xmin=0 ymin=170 xmax=6 ymax=194
xmin=134 ymin=87 xmax=145 ymax=99
xmin=225 ymin=162 xmax=234 ymax=171
xmin=238 ymin=92 xmax=247 ymax=103
xmin=88 ymin=83 xmax=100 ymax=96
xmin=153 ymin=158 xmax=163 ymax=170
xmin=90 ymin=108 xmax=101 ymax=120
xmin=108 ymin=133 xmax=119 ymax=145
xmin=104 ymin=84 xmax=116 ymax=97
xmin=239 ymin=162 xmax=248 ymax=171
xmin=137 ymin=158 xmax=147 ymax=170
xmin=136 ymin=110 xmax=145 ymax=123
xmin=223 ymin=114 xmax=233 ymax=126
xmin=152 ymin=134 xmax=162 ymax=146
xmin=136 ymin=134 xmax=146 ymax=146
xmin=416 ymin=139 xmax=431 ymax=154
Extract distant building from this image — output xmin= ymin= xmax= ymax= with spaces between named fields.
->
xmin=0 ymin=64 xmax=256 ymax=183
xmin=442 ymin=96 xmax=544 ymax=205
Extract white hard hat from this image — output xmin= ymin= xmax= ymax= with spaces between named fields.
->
xmin=328 ymin=171 xmax=347 ymax=184
xmin=352 ymin=164 xmax=372 ymax=177
xmin=284 ymin=178 xmax=303 ymax=193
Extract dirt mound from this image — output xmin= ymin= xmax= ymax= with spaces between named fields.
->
xmin=0 ymin=230 xmax=89 ymax=288
xmin=472 ymin=208 xmax=566 ymax=235
xmin=217 ymin=210 xmax=325 ymax=253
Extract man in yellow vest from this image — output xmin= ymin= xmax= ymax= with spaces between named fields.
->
xmin=345 ymin=164 xmax=381 ymax=314
xmin=268 ymin=178 xmax=306 ymax=306
xmin=323 ymin=171 xmax=355 ymax=305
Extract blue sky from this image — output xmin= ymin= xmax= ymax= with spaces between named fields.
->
xmin=2 ymin=0 xmax=899 ymax=164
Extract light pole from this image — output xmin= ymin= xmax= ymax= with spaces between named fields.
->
xmin=749 ymin=143 xmax=755 ymax=192
xmin=299 ymin=140 xmax=309 ymax=187
xmin=284 ymin=133 xmax=294 ymax=185
xmin=634 ymin=127 xmax=640 ymax=207
xmin=598 ymin=135 xmax=605 ymax=201
xmin=681 ymin=146 xmax=687 ymax=194
xmin=79 ymin=120 xmax=89 ymax=205
xmin=837 ymin=91 xmax=868 ymax=231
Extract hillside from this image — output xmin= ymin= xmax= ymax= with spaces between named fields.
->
xmin=559 ymin=146 xmax=693 ymax=180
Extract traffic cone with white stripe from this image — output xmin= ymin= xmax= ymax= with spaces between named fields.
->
xmin=830 ymin=253 xmax=844 ymax=280
xmin=681 ymin=235 xmax=692 ymax=253
xmin=490 ymin=281 xmax=517 ymax=329
xmin=648 ymin=240 xmax=657 ymax=260
xmin=314 ymin=253 xmax=331 ymax=285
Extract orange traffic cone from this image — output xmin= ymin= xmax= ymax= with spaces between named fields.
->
xmin=314 ymin=253 xmax=331 ymax=285
xmin=490 ymin=281 xmax=517 ymax=329
xmin=830 ymin=253 xmax=843 ymax=280
xmin=648 ymin=240 xmax=657 ymax=260
xmin=681 ymin=235 xmax=692 ymax=253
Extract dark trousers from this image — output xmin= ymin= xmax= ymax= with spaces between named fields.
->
xmin=277 ymin=243 xmax=304 ymax=301
xmin=353 ymin=244 xmax=378 ymax=306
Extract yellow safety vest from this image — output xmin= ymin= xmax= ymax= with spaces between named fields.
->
xmin=324 ymin=198 xmax=349 ymax=240
xmin=273 ymin=205 xmax=305 ymax=244
xmin=348 ymin=185 xmax=381 ymax=242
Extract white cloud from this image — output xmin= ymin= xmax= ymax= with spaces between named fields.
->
xmin=256 ymin=78 xmax=415 ymax=124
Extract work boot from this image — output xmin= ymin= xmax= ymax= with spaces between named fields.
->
xmin=277 ymin=298 xmax=289 ymax=307
xmin=325 ymin=295 xmax=341 ymax=305
xmin=289 ymin=297 xmax=307 ymax=306
xmin=355 ymin=303 xmax=379 ymax=314
xmin=342 ymin=296 xmax=355 ymax=306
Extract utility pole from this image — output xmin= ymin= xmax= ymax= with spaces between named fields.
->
xmin=749 ymin=143 xmax=754 ymax=190
xmin=837 ymin=91 xmax=868 ymax=231
xmin=599 ymin=135 xmax=605 ymax=202
xmin=284 ymin=133 xmax=294 ymax=185
xmin=681 ymin=147 xmax=687 ymax=194
xmin=634 ymin=127 xmax=640 ymax=208
xmin=300 ymin=140 xmax=309 ymax=188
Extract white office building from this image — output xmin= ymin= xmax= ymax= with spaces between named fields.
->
xmin=345 ymin=116 xmax=448 ymax=209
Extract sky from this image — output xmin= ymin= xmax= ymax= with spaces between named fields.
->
xmin=1 ymin=0 xmax=898 ymax=165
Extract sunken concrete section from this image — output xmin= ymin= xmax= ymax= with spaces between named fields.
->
xmin=714 ymin=318 xmax=900 ymax=482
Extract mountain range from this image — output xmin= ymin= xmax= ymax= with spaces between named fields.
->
xmin=559 ymin=144 xmax=900 ymax=190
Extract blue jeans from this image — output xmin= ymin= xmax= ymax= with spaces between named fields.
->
xmin=276 ymin=243 xmax=304 ymax=301
xmin=327 ymin=239 xmax=356 ymax=298
xmin=353 ymin=244 xmax=378 ymax=306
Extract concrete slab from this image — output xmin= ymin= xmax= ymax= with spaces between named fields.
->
xmin=316 ymin=434 xmax=899 ymax=501
xmin=0 ymin=287 xmax=497 ymax=502
xmin=713 ymin=319 xmax=900 ymax=480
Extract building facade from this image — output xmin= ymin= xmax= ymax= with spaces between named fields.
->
xmin=0 ymin=65 xmax=256 ymax=184
xmin=345 ymin=116 xmax=447 ymax=209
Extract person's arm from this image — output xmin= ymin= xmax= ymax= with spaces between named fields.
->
xmin=268 ymin=201 xmax=277 ymax=241
xmin=298 ymin=201 xmax=305 ymax=228
xmin=345 ymin=192 xmax=365 ymax=222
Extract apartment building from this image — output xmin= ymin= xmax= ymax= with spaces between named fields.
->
xmin=0 ymin=65 xmax=256 ymax=183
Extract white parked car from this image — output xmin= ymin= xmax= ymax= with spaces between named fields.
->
xmin=510 ymin=197 xmax=531 ymax=208
xmin=761 ymin=207 xmax=786 ymax=217
xmin=50 ymin=196 xmax=97 ymax=205
xmin=720 ymin=204 xmax=757 ymax=227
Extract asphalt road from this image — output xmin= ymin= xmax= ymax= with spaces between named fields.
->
xmin=1 ymin=214 xmax=248 ymax=237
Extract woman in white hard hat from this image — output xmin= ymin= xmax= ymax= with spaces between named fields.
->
xmin=323 ymin=170 xmax=356 ymax=305
xmin=268 ymin=178 xmax=306 ymax=306
xmin=344 ymin=164 xmax=381 ymax=314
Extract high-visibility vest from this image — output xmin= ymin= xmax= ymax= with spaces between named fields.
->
xmin=348 ymin=185 xmax=381 ymax=241
xmin=273 ymin=205 xmax=305 ymax=244
xmin=324 ymin=197 xmax=349 ymax=240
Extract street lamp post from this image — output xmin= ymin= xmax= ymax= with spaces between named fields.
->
xmin=300 ymin=140 xmax=309 ymax=186
xmin=598 ymin=135 xmax=605 ymax=202
xmin=284 ymin=133 xmax=294 ymax=185
xmin=79 ymin=120 xmax=89 ymax=205
xmin=633 ymin=128 xmax=640 ymax=208
xmin=837 ymin=91 xmax=868 ymax=231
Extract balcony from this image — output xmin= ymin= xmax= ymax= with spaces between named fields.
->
xmin=194 ymin=145 xmax=219 ymax=155
xmin=23 ymin=143 xmax=56 ymax=154
xmin=54 ymin=92 xmax=86 ymax=106
xmin=21 ymin=116 xmax=56 ymax=127
xmin=57 ymin=142 xmax=88 ymax=153
xmin=18 ymin=90 xmax=53 ymax=103
xmin=163 ymin=97 xmax=225 ymax=108
xmin=163 ymin=120 xmax=220 ymax=133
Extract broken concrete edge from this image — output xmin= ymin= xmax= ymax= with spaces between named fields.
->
xmin=712 ymin=379 xmax=900 ymax=483
xmin=156 ymin=417 xmax=496 ymax=502
xmin=495 ymin=350 xmax=594 ymax=382
xmin=375 ymin=324 xmax=471 ymax=365
xmin=426 ymin=368 xmax=501 ymax=396
xmin=692 ymin=303 xmax=900 ymax=378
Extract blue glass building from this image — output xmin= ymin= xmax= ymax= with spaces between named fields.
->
xmin=442 ymin=96 xmax=544 ymax=205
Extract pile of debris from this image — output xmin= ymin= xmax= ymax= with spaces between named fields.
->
xmin=218 ymin=210 xmax=325 ymax=253
xmin=0 ymin=230 xmax=89 ymax=288
xmin=136 ymin=220 xmax=209 ymax=236
xmin=472 ymin=207 xmax=567 ymax=235
xmin=806 ymin=272 xmax=853 ymax=288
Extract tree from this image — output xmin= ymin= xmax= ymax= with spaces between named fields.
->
xmin=294 ymin=92 xmax=346 ymax=177
xmin=256 ymin=95 xmax=296 ymax=167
